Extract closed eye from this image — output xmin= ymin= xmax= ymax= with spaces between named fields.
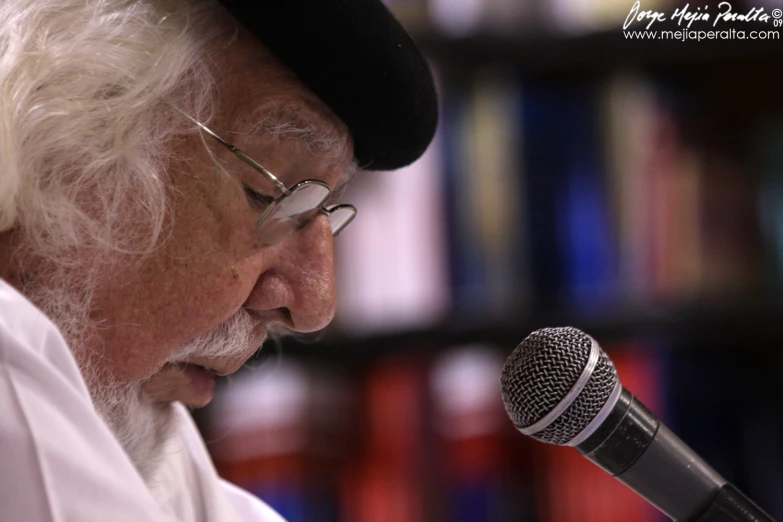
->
xmin=243 ymin=184 xmax=275 ymax=208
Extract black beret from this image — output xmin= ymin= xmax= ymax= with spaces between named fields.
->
xmin=216 ymin=0 xmax=438 ymax=171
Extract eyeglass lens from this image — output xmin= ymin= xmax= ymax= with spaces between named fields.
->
xmin=326 ymin=205 xmax=356 ymax=236
xmin=258 ymin=182 xmax=357 ymax=245
xmin=258 ymin=182 xmax=330 ymax=245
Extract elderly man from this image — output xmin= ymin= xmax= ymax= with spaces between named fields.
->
xmin=0 ymin=0 xmax=436 ymax=520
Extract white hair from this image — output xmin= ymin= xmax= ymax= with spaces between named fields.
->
xmin=0 ymin=0 xmax=230 ymax=347
xmin=0 ymin=0 xmax=225 ymax=266
xmin=0 ymin=0 xmax=230 ymax=474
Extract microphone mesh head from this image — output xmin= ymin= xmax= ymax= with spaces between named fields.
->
xmin=500 ymin=327 xmax=619 ymax=446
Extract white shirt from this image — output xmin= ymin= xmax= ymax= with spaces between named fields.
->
xmin=0 ymin=279 xmax=285 ymax=522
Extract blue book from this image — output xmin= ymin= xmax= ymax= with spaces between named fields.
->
xmin=250 ymin=482 xmax=338 ymax=522
xmin=440 ymin=85 xmax=489 ymax=316
xmin=521 ymin=82 xmax=617 ymax=311
xmin=558 ymin=88 xmax=617 ymax=308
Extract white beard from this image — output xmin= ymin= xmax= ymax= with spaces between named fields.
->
xmin=29 ymin=273 xmax=260 ymax=484
xmin=87 ymin=308 xmax=260 ymax=483
xmin=89 ymin=375 xmax=176 ymax=482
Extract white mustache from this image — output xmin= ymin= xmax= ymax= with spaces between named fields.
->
xmin=168 ymin=308 xmax=261 ymax=363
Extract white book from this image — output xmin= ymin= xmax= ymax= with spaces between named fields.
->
xmin=334 ymin=126 xmax=450 ymax=334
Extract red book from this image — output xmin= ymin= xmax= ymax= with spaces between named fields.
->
xmin=340 ymin=355 xmax=430 ymax=522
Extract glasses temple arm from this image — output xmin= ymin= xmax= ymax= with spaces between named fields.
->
xmin=171 ymin=105 xmax=290 ymax=195
xmin=230 ymin=149 xmax=290 ymax=195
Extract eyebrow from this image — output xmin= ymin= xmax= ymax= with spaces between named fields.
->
xmin=232 ymin=100 xmax=359 ymax=196
xmin=234 ymin=101 xmax=352 ymax=163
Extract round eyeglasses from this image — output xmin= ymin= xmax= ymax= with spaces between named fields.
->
xmin=174 ymin=107 xmax=357 ymax=246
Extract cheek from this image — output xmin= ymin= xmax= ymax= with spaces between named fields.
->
xmin=98 ymin=259 xmax=263 ymax=382
xmin=93 ymin=203 xmax=266 ymax=380
xmin=152 ymin=174 xmax=262 ymax=326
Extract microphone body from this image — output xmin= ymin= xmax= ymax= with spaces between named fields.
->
xmin=500 ymin=327 xmax=775 ymax=522
xmin=578 ymin=387 xmax=734 ymax=521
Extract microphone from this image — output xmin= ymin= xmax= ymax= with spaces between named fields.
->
xmin=500 ymin=327 xmax=775 ymax=522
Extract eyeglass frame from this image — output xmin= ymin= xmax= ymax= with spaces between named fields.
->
xmin=172 ymin=107 xmax=357 ymax=243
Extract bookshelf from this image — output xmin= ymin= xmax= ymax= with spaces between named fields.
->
xmin=198 ymin=5 xmax=783 ymax=521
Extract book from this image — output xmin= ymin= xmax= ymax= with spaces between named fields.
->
xmin=522 ymin=80 xmax=619 ymax=311
xmin=338 ymin=354 xmax=431 ymax=522
xmin=205 ymin=361 xmax=353 ymax=522
xmin=333 ymin=102 xmax=450 ymax=334
xmin=430 ymin=346 xmax=535 ymax=521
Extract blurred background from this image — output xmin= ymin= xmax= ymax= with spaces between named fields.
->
xmin=195 ymin=0 xmax=783 ymax=520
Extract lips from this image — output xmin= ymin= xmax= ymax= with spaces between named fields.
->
xmin=180 ymin=358 xmax=245 ymax=378
xmin=141 ymin=362 xmax=217 ymax=407
xmin=177 ymin=362 xmax=228 ymax=377
xmin=177 ymin=364 xmax=216 ymax=406
xmin=144 ymin=326 xmax=268 ymax=406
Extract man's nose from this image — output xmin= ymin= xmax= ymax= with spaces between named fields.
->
xmin=241 ymin=213 xmax=338 ymax=332
xmin=277 ymin=214 xmax=338 ymax=333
